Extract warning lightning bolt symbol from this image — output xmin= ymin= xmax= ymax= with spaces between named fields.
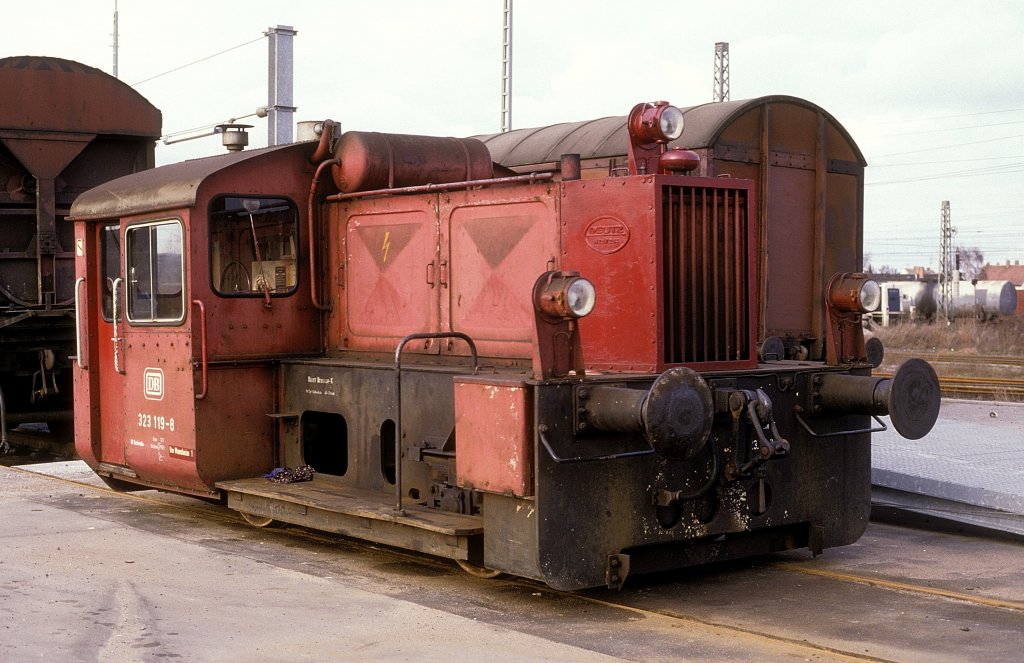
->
xmin=382 ymin=230 xmax=391 ymax=265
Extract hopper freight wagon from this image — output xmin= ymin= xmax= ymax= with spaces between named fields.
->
xmin=0 ymin=56 xmax=159 ymax=451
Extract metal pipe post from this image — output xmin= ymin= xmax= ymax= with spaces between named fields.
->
xmin=266 ymin=25 xmax=298 ymax=145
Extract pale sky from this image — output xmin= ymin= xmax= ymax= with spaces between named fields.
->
xmin=6 ymin=0 xmax=1024 ymax=271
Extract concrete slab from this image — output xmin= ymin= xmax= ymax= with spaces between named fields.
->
xmin=6 ymin=460 xmax=1023 ymax=662
xmin=872 ymin=399 xmax=1024 ymax=534
xmin=1 ymin=466 xmax=625 ymax=663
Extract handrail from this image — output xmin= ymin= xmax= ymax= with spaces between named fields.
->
xmin=74 ymin=277 xmax=86 ymax=369
xmin=308 ymin=158 xmax=339 ymax=312
xmin=192 ymin=299 xmax=208 ymax=400
xmin=538 ymin=424 xmax=655 ymax=464
xmin=392 ymin=332 xmax=478 ymax=514
xmin=793 ymin=411 xmax=887 ymax=438
xmin=327 ymin=172 xmax=555 ymax=202
xmin=111 ymin=277 xmax=125 ymax=375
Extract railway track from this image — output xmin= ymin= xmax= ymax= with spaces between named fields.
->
xmin=15 ymin=461 xmax=1024 ymax=662
xmin=885 ymin=351 xmax=1024 ymax=368
xmin=880 ymin=351 xmax=1024 ymax=399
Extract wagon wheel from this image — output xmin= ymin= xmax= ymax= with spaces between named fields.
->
xmin=239 ymin=512 xmax=275 ymax=528
xmin=456 ymin=559 xmax=502 ymax=579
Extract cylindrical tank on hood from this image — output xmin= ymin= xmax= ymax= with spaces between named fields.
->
xmin=331 ymin=131 xmax=493 ymax=193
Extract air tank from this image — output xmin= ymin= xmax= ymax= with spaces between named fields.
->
xmin=331 ymin=131 xmax=493 ymax=193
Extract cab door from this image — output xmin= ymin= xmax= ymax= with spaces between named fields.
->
xmin=74 ymin=221 xmax=129 ymax=469
xmin=95 ymin=223 xmax=128 ymax=465
xmin=117 ymin=218 xmax=201 ymax=490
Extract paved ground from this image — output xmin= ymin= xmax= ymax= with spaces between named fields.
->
xmin=873 ymin=398 xmax=1024 ymax=534
xmin=3 ymin=460 xmax=1023 ymax=662
xmin=0 ymin=464 xmax=824 ymax=663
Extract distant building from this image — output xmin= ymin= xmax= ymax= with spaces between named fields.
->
xmin=978 ymin=260 xmax=1024 ymax=286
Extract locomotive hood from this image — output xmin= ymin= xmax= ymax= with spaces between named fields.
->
xmin=473 ymin=95 xmax=866 ymax=169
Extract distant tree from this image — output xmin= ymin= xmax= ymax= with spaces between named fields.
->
xmin=957 ymin=246 xmax=984 ymax=280
xmin=863 ymin=253 xmax=904 ymax=275
xmin=864 ymin=262 xmax=899 ymax=275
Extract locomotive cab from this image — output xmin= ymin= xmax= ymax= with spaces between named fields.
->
xmin=72 ymin=98 xmax=940 ymax=591
xmin=71 ymin=144 xmax=320 ymax=494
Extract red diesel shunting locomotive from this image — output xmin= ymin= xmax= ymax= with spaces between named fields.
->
xmin=70 ymin=97 xmax=940 ymax=590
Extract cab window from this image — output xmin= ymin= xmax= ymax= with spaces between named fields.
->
xmin=209 ymin=196 xmax=299 ymax=296
xmin=125 ymin=220 xmax=185 ymax=324
xmin=100 ymin=223 xmax=120 ymax=321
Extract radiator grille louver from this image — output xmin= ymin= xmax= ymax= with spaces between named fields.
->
xmin=663 ymin=185 xmax=752 ymax=365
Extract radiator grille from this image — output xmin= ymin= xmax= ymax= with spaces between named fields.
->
xmin=663 ymin=185 xmax=752 ymax=365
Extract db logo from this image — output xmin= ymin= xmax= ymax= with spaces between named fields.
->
xmin=144 ymin=367 xmax=164 ymax=401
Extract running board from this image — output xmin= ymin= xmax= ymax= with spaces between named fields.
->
xmin=216 ymin=476 xmax=483 ymax=561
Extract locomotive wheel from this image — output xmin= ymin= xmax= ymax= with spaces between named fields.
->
xmin=239 ymin=511 xmax=276 ymax=528
xmin=456 ymin=559 xmax=502 ymax=579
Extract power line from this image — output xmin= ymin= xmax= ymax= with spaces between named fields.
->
xmin=131 ymin=35 xmax=265 ymax=86
xmin=866 ymin=162 xmax=1024 ymax=186
xmin=865 ymin=119 xmax=1024 ymax=139
xmin=870 ymin=154 xmax=1024 ymax=168
xmin=872 ymin=107 xmax=1024 ymax=125
xmin=869 ymin=132 xmax=1024 ymax=159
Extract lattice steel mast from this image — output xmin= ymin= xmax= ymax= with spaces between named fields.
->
xmin=501 ymin=0 xmax=513 ymax=132
xmin=938 ymin=200 xmax=957 ymax=320
xmin=713 ymin=42 xmax=729 ymax=102
xmin=112 ymin=1 xmax=119 ymax=78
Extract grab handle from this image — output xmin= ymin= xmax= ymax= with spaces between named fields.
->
xmin=74 ymin=277 xmax=86 ymax=369
xmin=192 ymin=299 xmax=208 ymax=400
xmin=111 ymin=277 xmax=125 ymax=375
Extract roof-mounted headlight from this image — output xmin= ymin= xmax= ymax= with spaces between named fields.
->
xmin=658 ymin=105 xmax=684 ymax=142
xmin=628 ymin=101 xmax=685 ymax=145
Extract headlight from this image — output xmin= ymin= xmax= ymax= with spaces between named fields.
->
xmin=658 ymin=106 xmax=684 ymax=142
xmin=827 ymin=274 xmax=881 ymax=313
xmin=565 ymin=278 xmax=596 ymax=317
xmin=858 ymin=279 xmax=881 ymax=312
xmin=628 ymin=101 xmax=685 ymax=145
xmin=534 ymin=272 xmax=597 ymax=320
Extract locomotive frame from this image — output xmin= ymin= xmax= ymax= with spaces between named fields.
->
xmin=70 ymin=97 xmax=940 ymax=590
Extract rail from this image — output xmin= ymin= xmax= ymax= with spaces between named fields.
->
xmin=874 ymin=370 xmax=1024 ymax=400
xmin=884 ymin=351 xmax=1024 ymax=368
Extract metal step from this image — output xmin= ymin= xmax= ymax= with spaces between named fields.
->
xmin=216 ymin=476 xmax=483 ymax=561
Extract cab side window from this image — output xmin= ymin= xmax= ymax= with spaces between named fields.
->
xmin=125 ymin=220 xmax=185 ymax=324
xmin=209 ymin=196 xmax=299 ymax=296
xmin=100 ymin=223 xmax=120 ymax=321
